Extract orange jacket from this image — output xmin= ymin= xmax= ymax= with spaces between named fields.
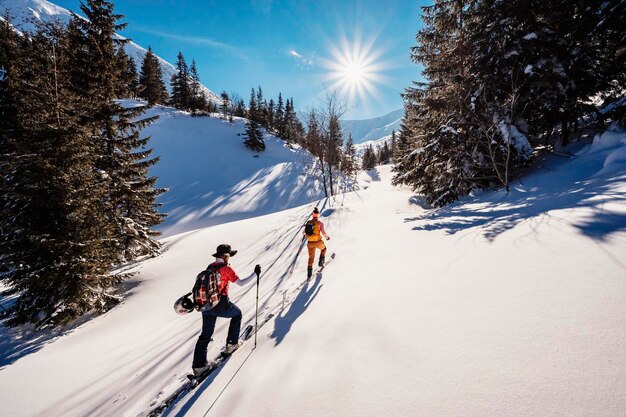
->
xmin=303 ymin=219 xmax=329 ymax=242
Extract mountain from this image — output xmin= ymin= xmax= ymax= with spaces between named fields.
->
xmin=341 ymin=108 xmax=403 ymax=144
xmin=354 ymin=134 xmax=392 ymax=157
xmin=1 ymin=0 xmax=220 ymax=103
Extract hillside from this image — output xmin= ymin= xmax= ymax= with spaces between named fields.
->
xmin=1 ymin=125 xmax=624 ymax=417
xmin=130 ymin=102 xmax=328 ymax=237
xmin=341 ymin=109 xmax=402 ymax=144
xmin=2 ymin=0 xmax=220 ymax=102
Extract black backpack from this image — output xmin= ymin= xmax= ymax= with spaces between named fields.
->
xmin=192 ymin=263 xmax=223 ymax=311
xmin=304 ymin=220 xmax=316 ymax=236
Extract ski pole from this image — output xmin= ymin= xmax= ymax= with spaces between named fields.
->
xmin=254 ymin=266 xmax=260 ymax=348
xmin=294 ymin=235 xmax=306 ymax=258
xmin=288 ymin=236 xmax=307 ymax=276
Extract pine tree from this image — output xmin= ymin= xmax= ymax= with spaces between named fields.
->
xmin=234 ymin=98 xmax=246 ymax=117
xmin=139 ymin=46 xmax=168 ymax=105
xmin=170 ymin=51 xmax=191 ymax=110
xmin=256 ymin=86 xmax=266 ymax=125
xmin=276 ymin=92 xmax=285 ymax=137
xmin=378 ymin=141 xmax=391 ymax=164
xmin=188 ymin=59 xmax=207 ymax=113
xmin=243 ymin=118 xmax=265 ymax=152
xmin=0 ymin=11 xmax=21 ymax=274
xmin=341 ymin=133 xmax=358 ymax=178
xmin=0 ymin=21 xmax=123 ymax=327
xmin=362 ymin=145 xmax=377 ymax=170
xmin=69 ymin=0 xmax=165 ymax=262
xmin=267 ymin=98 xmax=275 ymax=132
xmin=248 ymin=87 xmax=257 ymax=121
xmin=115 ymin=46 xmax=139 ymax=98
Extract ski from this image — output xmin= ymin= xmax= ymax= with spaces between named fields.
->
xmin=145 ymin=314 xmax=274 ymax=417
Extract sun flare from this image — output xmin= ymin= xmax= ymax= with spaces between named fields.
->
xmin=322 ymin=35 xmax=387 ymax=105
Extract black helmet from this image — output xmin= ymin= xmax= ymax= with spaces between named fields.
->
xmin=174 ymin=293 xmax=195 ymax=315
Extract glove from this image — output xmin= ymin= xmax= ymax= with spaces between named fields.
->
xmin=254 ymin=264 xmax=261 ymax=275
xmin=326 ymin=236 xmax=331 ymax=240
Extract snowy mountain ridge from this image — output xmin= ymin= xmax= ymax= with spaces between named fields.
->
xmin=2 ymin=0 xmax=221 ymax=103
xmin=341 ymin=108 xmax=403 ymax=144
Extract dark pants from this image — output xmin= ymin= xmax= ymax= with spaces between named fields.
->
xmin=192 ymin=297 xmax=242 ymax=368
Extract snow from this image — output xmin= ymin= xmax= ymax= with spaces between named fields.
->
xmin=127 ymin=102 xmax=328 ymax=236
xmin=1 ymin=122 xmax=625 ymax=417
xmin=354 ymin=135 xmax=391 ymax=157
xmin=497 ymin=119 xmax=533 ymax=158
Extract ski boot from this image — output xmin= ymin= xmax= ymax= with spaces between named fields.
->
xmin=318 ymin=255 xmax=325 ymax=267
xmin=307 ymin=266 xmax=313 ymax=281
xmin=223 ymin=341 xmax=242 ymax=355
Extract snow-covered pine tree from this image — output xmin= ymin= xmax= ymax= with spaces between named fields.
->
xmin=0 ymin=22 xmax=121 ymax=327
xmin=139 ymin=46 xmax=168 ymax=106
xmin=393 ymin=0 xmax=489 ymax=206
xmin=68 ymin=0 xmax=164 ymax=263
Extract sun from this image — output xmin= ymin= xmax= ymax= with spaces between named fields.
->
xmin=322 ymin=35 xmax=387 ymax=106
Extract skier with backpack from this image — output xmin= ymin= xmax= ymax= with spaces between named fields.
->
xmin=303 ymin=207 xmax=330 ymax=279
xmin=189 ymin=244 xmax=261 ymax=376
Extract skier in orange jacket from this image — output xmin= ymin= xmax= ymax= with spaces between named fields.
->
xmin=302 ymin=207 xmax=330 ymax=279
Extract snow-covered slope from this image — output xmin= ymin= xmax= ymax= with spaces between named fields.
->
xmin=341 ymin=108 xmax=403 ymax=144
xmin=1 ymin=126 xmax=625 ymax=417
xmin=1 ymin=0 xmax=220 ymax=102
xmin=130 ymin=102 xmax=327 ymax=236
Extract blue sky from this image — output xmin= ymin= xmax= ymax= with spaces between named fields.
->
xmin=54 ymin=0 xmax=427 ymax=119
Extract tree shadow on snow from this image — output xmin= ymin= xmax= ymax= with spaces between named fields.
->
xmin=157 ymin=160 xmax=326 ymax=237
xmin=270 ymin=272 xmax=324 ymax=346
xmin=404 ymin=154 xmax=626 ymax=243
xmin=365 ymin=168 xmax=381 ymax=182
xmin=0 ymin=279 xmax=140 ymax=369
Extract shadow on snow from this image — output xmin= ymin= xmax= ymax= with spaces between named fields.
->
xmin=404 ymin=153 xmax=626 ymax=243
xmin=270 ymin=271 xmax=324 ymax=346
